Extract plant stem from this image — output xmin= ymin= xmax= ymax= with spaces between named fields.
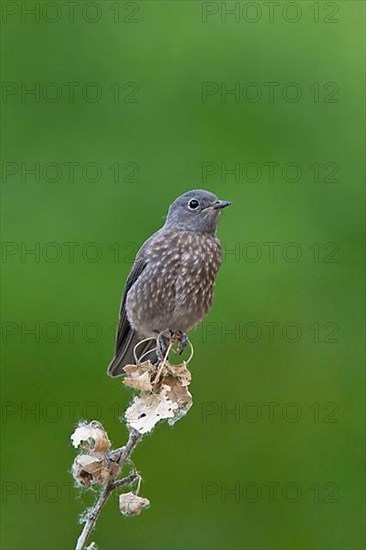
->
xmin=75 ymin=430 xmax=142 ymax=550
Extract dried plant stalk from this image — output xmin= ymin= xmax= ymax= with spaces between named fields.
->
xmin=71 ymin=336 xmax=193 ymax=550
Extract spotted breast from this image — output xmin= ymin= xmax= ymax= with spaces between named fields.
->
xmin=125 ymin=228 xmax=222 ymax=338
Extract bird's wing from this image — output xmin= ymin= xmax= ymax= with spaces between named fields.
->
xmin=107 ymin=255 xmax=148 ymax=377
xmin=108 ymin=230 xmax=166 ymax=376
xmin=115 ymin=255 xmax=147 ymax=355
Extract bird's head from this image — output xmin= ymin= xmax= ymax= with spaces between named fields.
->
xmin=164 ymin=189 xmax=231 ymax=234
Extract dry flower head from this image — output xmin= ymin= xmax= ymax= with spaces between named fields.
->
xmin=123 ymin=358 xmax=192 ymax=434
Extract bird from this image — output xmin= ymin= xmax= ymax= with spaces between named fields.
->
xmin=107 ymin=189 xmax=231 ymax=377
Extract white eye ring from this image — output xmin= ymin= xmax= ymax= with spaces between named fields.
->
xmin=188 ymin=198 xmax=199 ymax=210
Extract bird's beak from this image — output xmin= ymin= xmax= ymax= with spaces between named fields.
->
xmin=212 ymin=200 xmax=232 ymax=210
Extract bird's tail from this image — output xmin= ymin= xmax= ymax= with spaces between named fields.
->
xmin=107 ymin=331 xmax=157 ymax=377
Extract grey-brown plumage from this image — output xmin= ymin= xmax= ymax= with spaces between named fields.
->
xmin=107 ymin=189 xmax=231 ymax=376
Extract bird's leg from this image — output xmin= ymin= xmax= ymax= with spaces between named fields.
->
xmin=174 ymin=331 xmax=188 ymax=355
xmin=156 ymin=330 xmax=173 ymax=360
xmin=153 ymin=330 xmax=175 ymax=386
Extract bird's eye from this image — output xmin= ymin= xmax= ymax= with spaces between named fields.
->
xmin=188 ymin=199 xmax=199 ymax=210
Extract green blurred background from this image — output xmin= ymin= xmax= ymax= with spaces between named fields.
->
xmin=1 ymin=1 xmax=365 ymax=549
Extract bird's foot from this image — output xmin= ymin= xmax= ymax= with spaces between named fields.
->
xmin=156 ymin=330 xmax=188 ymax=359
xmin=174 ymin=330 xmax=188 ymax=355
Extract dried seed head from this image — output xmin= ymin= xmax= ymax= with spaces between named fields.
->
xmin=72 ymin=454 xmax=118 ymax=486
xmin=125 ymin=361 xmax=193 ymax=434
xmin=72 ymin=456 xmax=95 ymax=487
xmin=119 ymin=492 xmax=150 ymax=517
xmin=123 ymin=361 xmax=155 ymax=392
xmin=71 ymin=421 xmax=111 ymax=453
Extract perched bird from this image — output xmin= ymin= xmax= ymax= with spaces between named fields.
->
xmin=107 ymin=189 xmax=231 ymax=377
